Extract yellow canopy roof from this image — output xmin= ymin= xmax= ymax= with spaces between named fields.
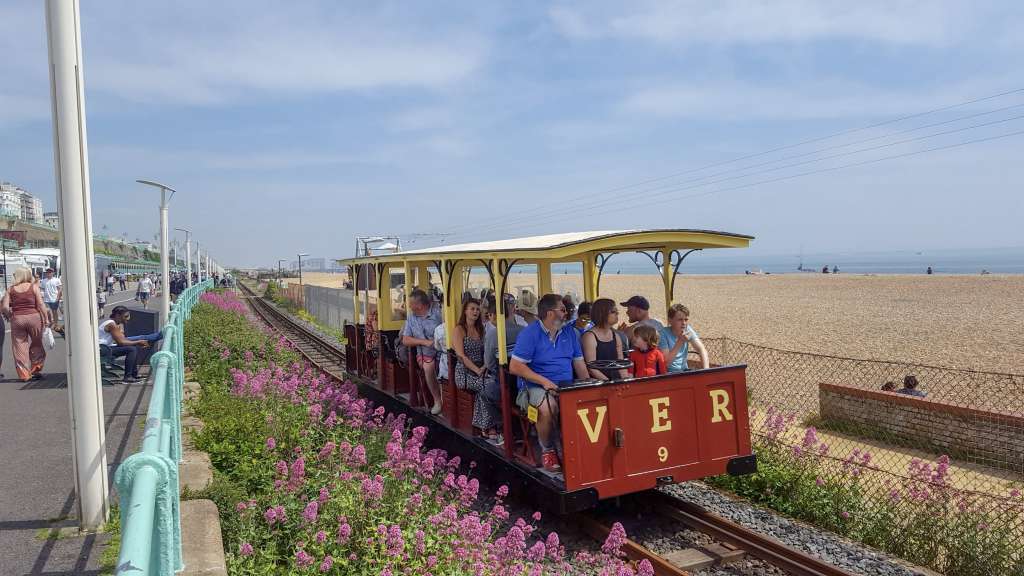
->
xmin=339 ymin=229 xmax=752 ymax=265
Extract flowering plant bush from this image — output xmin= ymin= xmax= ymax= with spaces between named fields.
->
xmin=709 ymin=406 xmax=1024 ymax=576
xmin=186 ymin=291 xmax=655 ymax=575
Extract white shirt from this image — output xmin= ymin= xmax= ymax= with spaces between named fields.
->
xmin=98 ymin=319 xmax=116 ymax=346
xmin=139 ymin=278 xmax=154 ymax=293
xmin=41 ymin=277 xmax=62 ymax=303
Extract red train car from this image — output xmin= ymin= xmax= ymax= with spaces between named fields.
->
xmin=341 ymin=229 xmax=758 ymax=512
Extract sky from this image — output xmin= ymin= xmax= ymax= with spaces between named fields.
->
xmin=1 ymin=1 xmax=1023 ymax=268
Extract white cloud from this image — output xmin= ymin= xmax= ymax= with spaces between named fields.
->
xmin=3 ymin=2 xmax=489 ymax=107
xmin=550 ymin=1 xmax=976 ymax=47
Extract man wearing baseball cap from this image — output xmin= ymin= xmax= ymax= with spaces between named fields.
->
xmin=617 ymin=295 xmax=663 ymax=340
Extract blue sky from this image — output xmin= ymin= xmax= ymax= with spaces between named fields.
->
xmin=1 ymin=1 xmax=1023 ymax=267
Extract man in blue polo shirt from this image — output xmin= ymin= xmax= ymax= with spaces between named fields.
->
xmin=509 ymin=293 xmax=588 ymax=472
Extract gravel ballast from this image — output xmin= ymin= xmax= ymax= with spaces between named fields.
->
xmin=662 ymin=482 xmax=932 ymax=576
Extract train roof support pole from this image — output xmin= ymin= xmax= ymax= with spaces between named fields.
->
xmin=45 ymin=0 xmax=109 ymax=530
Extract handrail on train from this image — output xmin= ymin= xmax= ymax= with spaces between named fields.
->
xmin=113 ymin=279 xmax=214 ymax=575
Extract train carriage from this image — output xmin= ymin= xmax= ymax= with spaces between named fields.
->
xmin=340 ymin=229 xmax=757 ymax=512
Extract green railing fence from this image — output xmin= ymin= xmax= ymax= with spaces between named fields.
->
xmin=113 ymin=279 xmax=213 ymax=575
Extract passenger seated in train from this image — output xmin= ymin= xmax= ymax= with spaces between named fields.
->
xmin=570 ymin=301 xmax=593 ymax=338
xmin=659 ymin=303 xmax=710 ymax=371
xmin=433 ymin=322 xmax=448 ymax=380
xmin=509 ymin=293 xmax=589 ymax=472
xmin=516 ymin=289 xmax=538 ymax=326
xmin=400 ymin=289 xmax=444 ymax=415
xmin=481 ymin=293 xmax=524 ymax=443
xmin=452 ymin=298 xmax=502 ymax=439
xmin=629 ymin=324 xmax=667 ymax=377
xmin=582 ymin=298 xmax=629 ymax=380
xmin=617 ymin=295 xmax=664 ymax=339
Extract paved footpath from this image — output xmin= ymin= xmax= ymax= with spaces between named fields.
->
xmin=0 ymin=288 xmax=158 ymax=576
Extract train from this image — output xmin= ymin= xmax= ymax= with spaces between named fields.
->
xmin=339 ymin=229 xmax=758 ymax=512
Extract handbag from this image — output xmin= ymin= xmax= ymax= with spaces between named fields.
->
xmin=43 ymin=327 xmax=55 ymax=350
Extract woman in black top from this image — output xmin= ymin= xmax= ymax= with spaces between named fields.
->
xmin=581 ymin=298 xmax=629 ymax=380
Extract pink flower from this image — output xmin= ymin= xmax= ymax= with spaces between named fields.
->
xmin=319 ymin=556 xmax=333 ymax=572
xmin=496 ymin=485 xmax=509 ymax=498
xmin=532 ymin=511 xmax=542 ymax=522
xmin=601 ymin=522 xmax=627 ymax=556
xmin=239 ymin=542 xmax=253 ymax=556
xmin=265 ymin=437 xmax=276 ymax=451
xmin=295 ymin=549 xmax=314 ymax=568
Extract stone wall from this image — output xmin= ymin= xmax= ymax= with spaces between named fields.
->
xmin=819 ymin=382 xmax=1023 ymax=473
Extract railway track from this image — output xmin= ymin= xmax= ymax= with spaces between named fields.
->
xmin=235 ymin=282 xmax=858 ymax=576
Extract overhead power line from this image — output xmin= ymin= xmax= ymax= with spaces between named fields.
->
xmin=473 ymin=128 xmax=1024 ymax=239
xmin=422 ymin=86 xmax=1024 ymax=240
xmin=446 ymin=111 xmax=1024 ymax=238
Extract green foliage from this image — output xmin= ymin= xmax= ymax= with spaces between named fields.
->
xmin=708 ymin=411 xmax=1024 ymax=576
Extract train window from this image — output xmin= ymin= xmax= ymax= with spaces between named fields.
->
xmin=388 ymin=268 xmax=406 ymax=321
xmin=553 ymin=261 xmax=584 ymax=306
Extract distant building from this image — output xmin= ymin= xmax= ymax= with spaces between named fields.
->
xmin=0 ymin=182 xmax=45 ymax=223
xmin=304 ymin=257 xmax=325 ymax=271
xmin=131 ymin=241 xmax=157 ymax=252
xmin=0 ymin=183 xmax=24 ymax=219
xmin=20 ymin=192 xmax=43 ymax=223
xmin=44 ymin=211 xmax=59 ymax=229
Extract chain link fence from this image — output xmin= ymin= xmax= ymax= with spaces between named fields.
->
xmin=705 ymin=336 xmax=1024 ymax=569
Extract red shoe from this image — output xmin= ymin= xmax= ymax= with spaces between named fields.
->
xmin=541 ymin=450 xmax=561 ymax=472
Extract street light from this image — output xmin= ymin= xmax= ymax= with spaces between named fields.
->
xmin=298 ymin=253 xmax=309 ymax=292
xmin=277 ymin=259 xmax=287 ymax=282
xmin=175 ymin=227 xmax=192 ymax=287
xmin=136 ymin=179 xmax=176 ymax=322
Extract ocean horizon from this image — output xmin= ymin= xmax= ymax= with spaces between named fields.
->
xmin=548 ymin=246 xmax=1024 ymax=276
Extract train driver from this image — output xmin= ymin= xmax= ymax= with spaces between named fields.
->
xmin=509 ymin=293 xmax=589 ymax=472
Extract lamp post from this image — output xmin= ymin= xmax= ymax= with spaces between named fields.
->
xmin=136 ymin=179 xmax=175 ymax=323
xmin=175 ymin=227 xmax=191 ymax=288
xmin=195 ymin=241 xmax=201 ymax=282
xmin=46 ymin=0 xmax=108 ymax=530
xmin=298 ymin=253 xmax=309 ymax=290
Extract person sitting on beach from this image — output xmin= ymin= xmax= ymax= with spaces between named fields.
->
xmin=509 ymin=293 xmax=589 ymax=472
xmin=880 ymin=381 xmax=896 ymax=391
xmin=401 ymin=289 xmax=444 ymax=415
xmin=659 ymin=303 xmax=710 ymax=372
xmin=617 ymin=295 xmax=663 ymax=340
xmin=896 ymin=375 xmax=926 ymax=398
xmin=582 ymin=298 xmax=628 ymax=380
xmin=629 ymin=324 xmax=667 ymax=377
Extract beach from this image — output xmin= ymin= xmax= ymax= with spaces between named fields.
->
xmin=298 ymin=271 xmax=1024 ymax=374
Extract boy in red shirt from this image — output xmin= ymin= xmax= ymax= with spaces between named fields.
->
xmin=629 ymin=324 xmax=667 ymax=377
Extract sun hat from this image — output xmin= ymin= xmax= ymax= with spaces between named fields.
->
xmin=620 ymin=295 xmax=650 ymax=310
xmin=518 ymin=289 xmax=539 ymax=315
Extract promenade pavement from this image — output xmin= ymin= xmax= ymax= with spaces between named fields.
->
xmin=0 ymin=288 xmax=161 ymax=576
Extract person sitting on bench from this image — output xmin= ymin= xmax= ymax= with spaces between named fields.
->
xmin=99 ymin=306 xmax=160 ymax=383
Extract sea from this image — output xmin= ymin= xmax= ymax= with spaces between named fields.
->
xmin=550 ymin=247 xmax=1024 ymax=276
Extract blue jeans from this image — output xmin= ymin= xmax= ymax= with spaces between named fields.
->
xmin=104 ymin=345 xmax=139 ymax=378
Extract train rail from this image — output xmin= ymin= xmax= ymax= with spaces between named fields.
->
xmin=235 ymin=282 xmax=858 ymax=576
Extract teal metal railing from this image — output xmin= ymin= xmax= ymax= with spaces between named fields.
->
xmin=114 ymin=279 xmax=213 ymax=575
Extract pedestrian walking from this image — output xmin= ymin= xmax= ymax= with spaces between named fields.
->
xmin=138 ymin=273 xmax=154 ymax=309
xmin=106 ymin=273 xmax=115 ymax=294
xmin=118 ymin=274 xmax=126 ymax=291
xmin=40 ymin=268 xmax=62 ymax=327
xmin=1 ymin=267 xmax=48 ymax=381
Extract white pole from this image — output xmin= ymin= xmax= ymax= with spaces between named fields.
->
xmin=184 ymin=235 xmax=191 ymax=287
xmin=195 ymin=242 xmax=200 ymax=282
xmin=45 ymin=0 xmax=109 ymax=531
xmin=159 ymin=191 xmax=169 ymax=321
